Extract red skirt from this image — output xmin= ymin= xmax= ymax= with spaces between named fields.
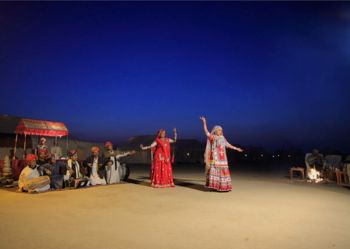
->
xmin=151 ymin=159 xmax=175 ymax=188
xmin=206 ymin=165 xmax=232 ymax=192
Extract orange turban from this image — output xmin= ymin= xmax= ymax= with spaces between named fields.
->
xmin=104 ymin=141 xmax=113 ymax=149
xmin=25 ymin=154 xmax=36 ymax=163
xmin=68 ymin=150 xmax=77 ymax=157
xmin=91 ymin=146 xmax=100 ymax=153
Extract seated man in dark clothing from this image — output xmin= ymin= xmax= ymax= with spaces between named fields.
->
xmin=65 ymin=150 xmax=89 ymax=188
xmin=41 ymin=155 xmax=65 ymax=189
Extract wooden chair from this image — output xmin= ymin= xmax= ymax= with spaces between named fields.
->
xmin=290 ymin=167 xmax=305 ymax=180
xmin=335 ymin=168 xmax=349 ymax=185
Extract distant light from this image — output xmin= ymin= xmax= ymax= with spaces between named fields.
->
xmin=288 ymin=155 xmax=291 ymax=158
xmin=244 ymin=154 xmax=248 ymax=157
xmin=272 ymin=155 xmax=275 ymax=158
xmin=186 ymin=152 xmax=190 ymax=157
xmin=277 ymin=154 xmax=280 ymax=157
xmin=261 ymin=154 xmax=264 ymax=157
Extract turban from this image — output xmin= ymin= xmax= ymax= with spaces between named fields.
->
xmin=25 ymin=154 xmax=36 ymax=163
xmin=91 ymin=146 xmax=100 ymax=153
xmin=68 ymin=150 xmax=77 ymax=157
xmin=104 ymin=141 xmax=113 ymax=149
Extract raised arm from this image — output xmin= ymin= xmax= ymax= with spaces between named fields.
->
xmin=115 ymin=150 xmax=136 ymax=159
xmin=169 ymin=128 xmax=177 ymax=143
xmin=200 ymin=116 xmax=210 ymax=136
xmin=225 ymin=140 xmax=243 ymax=152
xmin=140 ymin=142 xmax=157 ymax=150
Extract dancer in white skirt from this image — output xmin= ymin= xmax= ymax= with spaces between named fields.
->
xmin=104 ymin=141 xmax=135 ymax=184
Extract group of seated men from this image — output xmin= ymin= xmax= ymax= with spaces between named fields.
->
xmin=18 ymin=139 xmax=136 ymax=193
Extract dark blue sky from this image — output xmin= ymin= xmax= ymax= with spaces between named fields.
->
xmin=1 ymin=1 xmax=350 ymax=151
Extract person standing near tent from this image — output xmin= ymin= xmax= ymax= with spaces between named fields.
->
xmin=140 ymin=128 xmax=177 ymax=188
xmin=103 ymin=141 xmax=136 ymax=184
xmin=200 ymin=116 xmax=243 ymax=192
xmin=18 ymin=154 xmax=50 ymax=193
xmin=84 ymin=146 xmax=106 ymax=186
xmin=50 ymin=140 xmax=62 ymax=159
xmin=35 ymin=137 xmax=49 ymax=158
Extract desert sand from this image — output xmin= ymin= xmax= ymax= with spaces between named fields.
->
xmin=0 ymin=165 xmax=349 ymax=249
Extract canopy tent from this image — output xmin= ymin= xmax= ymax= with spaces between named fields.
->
xmin=13 ymin=118 xmax=69 ymax=158
xmin=15 ymin=119 xmax=68 ymax=137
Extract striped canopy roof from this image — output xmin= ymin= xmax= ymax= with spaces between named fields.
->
xmin=15 ymin=118 xmax=68 ymax=137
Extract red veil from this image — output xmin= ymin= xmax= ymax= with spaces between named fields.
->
xmin=152 ymin=129 xmax=174 ymax=163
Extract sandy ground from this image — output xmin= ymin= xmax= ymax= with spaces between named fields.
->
xmin=0 ymin=165 xmax=349 ymax=249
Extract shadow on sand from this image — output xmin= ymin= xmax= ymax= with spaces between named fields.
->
xmin=173 ymin=178 xmax=211 ymax=192
xmin=126 ymin=176 xmax=210 ymax=192
xmin=125 ymin=177 xmax=151 ymax=187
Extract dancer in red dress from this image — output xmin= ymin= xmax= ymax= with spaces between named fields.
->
xmin=140 ymin=128 xmax=177 ymax=188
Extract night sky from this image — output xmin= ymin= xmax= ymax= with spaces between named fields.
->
xmin=1 ymin=1 xmax=350 ymax=152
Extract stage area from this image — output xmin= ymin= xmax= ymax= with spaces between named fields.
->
xmin=1 ymin=165 xmax=349 ymax=249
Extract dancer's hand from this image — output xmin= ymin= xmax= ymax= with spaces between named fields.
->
xmin=130 ymin=150 xmax=136 ymax=155
xmin=173 ymin=128 xmax=177 ymax=133
xmin=200 ymin=116 xmax=206 ymax=123
xmin=140 ymin=144 xmax=144 ymax=150
xmin=236 ymin=147 xmax=243 ymax=152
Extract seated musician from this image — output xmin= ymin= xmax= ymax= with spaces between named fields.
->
xmin=18 ymin=154 xmax=50 ymax=193
xmin=65 ymin=150 xmax=89 ymax=188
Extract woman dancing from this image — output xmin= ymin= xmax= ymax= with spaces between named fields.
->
xmin=140 ymin=128 xmax=177 ymax=188
xmin=200 ymin=116 xmax=243 ymax=192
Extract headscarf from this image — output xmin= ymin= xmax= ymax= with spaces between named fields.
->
xmin=152 ymin=129 xmax=174 ymax=163
xmin=155 ymin=129 xmax=165 ymax=139
xmin=151 ymin=129 xmax=165 ymax=161
xmin=204 ymin=125 xmax=223 ymax=174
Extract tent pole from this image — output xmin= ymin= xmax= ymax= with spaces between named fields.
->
xmin=13 ymin=133 xmax=18 ymax=160
xmin=23 ymin=134 xmax=27 ymax=159
xmin=66 ymin=136 xmax=69 ymax=154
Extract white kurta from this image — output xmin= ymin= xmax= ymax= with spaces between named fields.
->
xmin=90 ymin=158 xmax=106 ymax=186
xmin=106 ymin=157 xmax=121 ymax=184
xmin=65 ymin=159 xmax=84 ymax=180
xmin=18 ymin=166 xmax=50 ymax=192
